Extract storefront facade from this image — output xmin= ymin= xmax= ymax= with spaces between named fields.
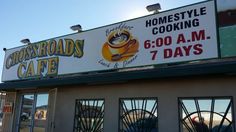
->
xmin=1 ymin=1 xmax=236 ymax=132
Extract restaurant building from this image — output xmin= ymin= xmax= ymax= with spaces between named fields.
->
xmin=0 ymin=1 xmax=236 ymax=132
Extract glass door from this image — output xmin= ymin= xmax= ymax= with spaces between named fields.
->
xmin=18 ymin=93 xmax=49 ymax=132
xmin=34 ymin=94 xmax=48 ymax=132
xmin=19 ymin=94 xmax=35 ymax=132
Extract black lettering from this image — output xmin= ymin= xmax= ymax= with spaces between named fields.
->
xmin=146 ymin=19 xmax=152 ymax=27
xmin=200 ymin=7 xmax=206 ymax=15
xmin=186 ymin=10 xmax=193 ymax=18
xmin=173 ymin=23 xmax=180 ymax=30
xmin=152 ymin=18 xmax=158 ymax=26
xmin=159 ymin=16 xmax=167 ymax=24
xmin=179 ymin=11 xmax=186 ymax=19
xmin=166 ymin=24 xmax=172 ymax=32
xmin=184 ymin=20 xmax=192 ymax=28
xmin=159 ymin=26 xmax=165 ymax=34
xmin=152 ymin=27 xmax=158 ymax=35
xmin=168 ymin=15 xmax=173 ymax=22
xmin=174 ymin=13 xmax=180 ymax=21
xmin=192 ymin=19 xmax=199 ymax=27
xmin=194 ymin=9 xmax=200 ymax=17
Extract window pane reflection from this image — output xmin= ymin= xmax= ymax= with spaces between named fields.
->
xmin=119 ymin=98 xmax=158 ymax=132
xmin=20 ymin=94 xmax=34 ymax=132
xmin=73 ymin=99 xmax=104 ymax=132
xmin=179 ymin=97 xmax=234 ymax=132
xmin=34 ymin=94 xmax=49 ymax=132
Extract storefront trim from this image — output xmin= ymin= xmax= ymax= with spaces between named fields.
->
xmin=0 ymin=58 xmax=236 ymax=90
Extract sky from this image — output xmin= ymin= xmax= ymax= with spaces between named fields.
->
xmin=1 ymin=0 xmax=235 ymax=82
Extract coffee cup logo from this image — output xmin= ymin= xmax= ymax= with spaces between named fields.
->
xmin=102 ymin=29 xmax=139 ymax=62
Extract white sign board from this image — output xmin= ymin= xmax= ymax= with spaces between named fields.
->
xmin=2 ymin=1 xmax=218 ymax=82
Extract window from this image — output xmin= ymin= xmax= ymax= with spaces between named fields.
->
xmin=179 ymin=97 xmax=234 ymax=132
xmin=119 ymin=98 xmax=158 ymax=132
xmin=73 ymin=99 xmax=104 ymax=132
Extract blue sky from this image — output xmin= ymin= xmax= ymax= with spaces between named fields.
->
xmin=0 ymin=0 xmax=206 ymax=82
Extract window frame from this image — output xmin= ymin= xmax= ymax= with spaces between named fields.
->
xmin=119 ymin=97 xmax=158 ymax=132
xmin=73 ymin=98 xmax=105 ymax=132
xmin=178 ymin=96 xmax=235 ymax=132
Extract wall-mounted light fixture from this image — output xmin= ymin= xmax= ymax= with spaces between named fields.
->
xmin=146 ymin=3 xmax=161 ymax=14
xmin=70 ymin=24 xmax=82 ymax=32
xmin=20 ymin=38 xmax=31 ymax=45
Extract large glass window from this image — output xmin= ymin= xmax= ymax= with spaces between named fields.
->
xmin=73 ymin=99 xmax=104 ymax=132
xmin=179 ymin=97 xmax=234 ymax=132
xmin=119 ymin=98 xmax=158 ymax=132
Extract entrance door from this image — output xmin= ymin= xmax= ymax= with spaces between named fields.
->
xmin=17 ymin=93 xmax=49 ymax=132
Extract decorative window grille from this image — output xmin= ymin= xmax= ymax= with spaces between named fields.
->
xmin=119 ymin=98 xmax=158 ymax=132
xmin=73 ymin=99 xmax=104 ymax=132
xmin=179 ymin=97 xmax=234 ymax=132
